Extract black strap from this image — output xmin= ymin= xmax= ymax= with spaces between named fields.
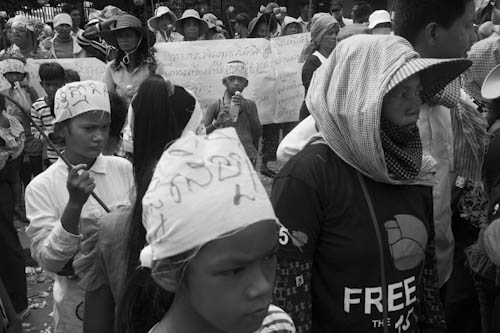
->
xmin=356 ymin=171 xmax=389 ymax=333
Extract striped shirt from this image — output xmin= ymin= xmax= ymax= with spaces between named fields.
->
xmin=147 ymin=304 xmax=295 ymax=332
xmin=258 ymin=305 xmax=296 ymax=332
xmin=30 ymin=97 xmax=64 ymax=164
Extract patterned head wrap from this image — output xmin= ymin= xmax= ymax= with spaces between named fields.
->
xmin=306 ymin=34 xmax=471 ymax=185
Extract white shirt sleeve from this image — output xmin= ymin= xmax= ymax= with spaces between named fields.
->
xmin=277 ymin=115 xmax=318 ymax=164
xmin=25 ymin=181 xmax=81 ymax=273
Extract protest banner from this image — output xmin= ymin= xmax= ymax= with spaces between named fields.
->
xmin=156 ymin=33 xmax=310 ymax=124
xmin=271 ymin=33 xmax=311 ymax=123
xmin=0 ymin=58 xmax=106 ymax=97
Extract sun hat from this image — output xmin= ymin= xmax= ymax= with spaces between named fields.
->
xmin=202 ymin=13 xmax=218 ymax=29
xmin=248 ymin=13 xmax=278 ymax=37
xmin=100 ymin=14 xmax=156 ymax=48
xmin=147 ymin=6 xmax=178 ymax=32
xmin=11 ymin=15 xmax=35 ymax=32
xmin=53 ymin=80 xmax=110 ymax=124
xmin=175 ymin=9 xmax=209 ymax=38
xmin=481 ymin=63 xmax=500 ymax=99
xmin=53 ymin=13 xmax=73 ymax=28
xmin=306 ymin=34 xmax=472 ymax=186
xmin=139 ymin=127 xmax=279 ymax=267
xmin=0 ymin=56 xmax=27 ymax=75
xmin=282 ymin=16 xmax=304 ymax=33
xmin=368 ymin=10 xmax=392 ymax=30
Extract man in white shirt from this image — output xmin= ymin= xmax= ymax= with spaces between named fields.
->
xmin=25 ymin=81 xmax=134 ymax=333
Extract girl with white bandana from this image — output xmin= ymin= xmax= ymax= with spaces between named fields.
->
xmin=120 ymin=128 xmax=295 ymax=333
xmin=271 ymin=35 xmax=471 ymax=332
xmin=25 ymin=80 xmax=134 ymax=333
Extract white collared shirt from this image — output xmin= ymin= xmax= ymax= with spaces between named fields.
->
xmin=25 ymin=154 xmax=134 ymax=332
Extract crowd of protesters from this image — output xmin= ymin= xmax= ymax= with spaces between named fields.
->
xmin=2 ymin=0 xmax=500 ymax=332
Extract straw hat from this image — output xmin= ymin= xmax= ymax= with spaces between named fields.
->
xmin=175 ymin=9 xmax=209 ymax=38
xmin=147 ymin=6 xmax=178 ymax=32
xmin=100 ymin=14 xmax=156 ymax=48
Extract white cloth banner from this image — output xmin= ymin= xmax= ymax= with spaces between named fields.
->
xmin=0 ymin=58 xmax=106 ymax=98
xmin=156 ymin=33 xmax=310 ymax=124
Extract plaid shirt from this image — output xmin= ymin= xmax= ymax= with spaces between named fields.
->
xmin=463 ymin=34 xmax=500 ymax=105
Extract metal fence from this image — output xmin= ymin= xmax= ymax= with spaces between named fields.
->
xmin=15 ymin=2 xmax=94 ymax=23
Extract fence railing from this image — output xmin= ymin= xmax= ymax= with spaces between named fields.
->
xmin=15 ymin=2 xmax=94 ymax=23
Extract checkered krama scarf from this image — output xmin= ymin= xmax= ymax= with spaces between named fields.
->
xmin=306 ymin=34 xmax=471 ymax=186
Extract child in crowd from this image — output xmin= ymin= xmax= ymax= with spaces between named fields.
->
xmin=175 ymin=9 xmax=209 ymax=41
xmin=204 ymin=61 xmax=262 ymax=166
xmin=123 ymin=127 xmax=295 ymax=333
xmin=30 ymin=62 xmax=66 ymax=166
xmin=0 ymin=94 xmax=28 ymax=322
xmin=25 ymin=80 xmax=134 ymax=333
xmin=0 ymin=55 xmax=40 ymax=221
xmin=147 ymin=6 xmax=184 ymax=43
xmin=281 ymin=16 xmax=304 ymax=36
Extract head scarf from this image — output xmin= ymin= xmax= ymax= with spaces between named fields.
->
xmin=299 ymin=15 xmax=338 ymax=62
xmin=140 ymin=128 xmax=278 ymax=267
xmin=306 ymin=34 xmax=471 ymax=186
xmin=53 ymin=80 xmax=110 ymax=124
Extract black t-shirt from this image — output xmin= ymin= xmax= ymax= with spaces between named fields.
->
xmin=271 ymin=143 xmax=434 ymax=332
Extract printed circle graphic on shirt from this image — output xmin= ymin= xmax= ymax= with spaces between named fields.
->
xmin=384 ymin=215 xmax=428 ymax=271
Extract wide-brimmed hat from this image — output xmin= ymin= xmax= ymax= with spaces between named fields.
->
xmin=11 ymin=15 xmax=35 ymax=32
xmin=368 ymin=10 xmax=392 ymax=30
xmin=147 ymin=6 xmax=178 ymax=32
xmin=202 ymin=13 xmax=218 ymax=29
xmin=282 ymin=16 xmax=304 ymax=33
xmin=248 ymin=13 xmax=278 ymax=37
xmin=481 ymin=63 xmax=500 ymax=100
xmin=175 ymin=9 xmax=209 ymax=38
xmin=100 ymin=14 xmax=156 ymax=48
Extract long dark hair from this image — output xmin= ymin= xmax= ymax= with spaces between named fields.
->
xmin=116 ymin=75 xmax=196 ymax=333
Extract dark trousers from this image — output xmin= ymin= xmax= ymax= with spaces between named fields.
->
xmin=261 ymin=123 xmax=297 ymax=165
xmin=0 ymin=179 xmax=27 ymax=312
xmin=473 ymin=273 xmax=500 ymax=333
xmin=445 ymin=213 xmax=481 ymax=333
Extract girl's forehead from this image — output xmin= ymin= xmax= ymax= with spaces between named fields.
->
xmin=73 ymin=110 xmax=110 ymax=122
xmin=192 ymin=220 xmax=279 ymax=266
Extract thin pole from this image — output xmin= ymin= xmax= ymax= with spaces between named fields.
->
xmin=309 ymin=0 xmax=313 ymax=22
xmin=0 ymin=88 xmax=111 ymax=213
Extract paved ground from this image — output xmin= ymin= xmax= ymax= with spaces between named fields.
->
xmin=17 ymin=160 xmax=281 ymax=332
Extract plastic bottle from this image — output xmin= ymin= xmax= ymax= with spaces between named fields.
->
xmin=229 ymin=91 xmax=241 ymax=122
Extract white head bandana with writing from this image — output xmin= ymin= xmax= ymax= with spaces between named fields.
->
xmin=140 ymin=127 xmax=278 ymax=267
xmin=53 ymin=80 xmax=111 ymax=124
